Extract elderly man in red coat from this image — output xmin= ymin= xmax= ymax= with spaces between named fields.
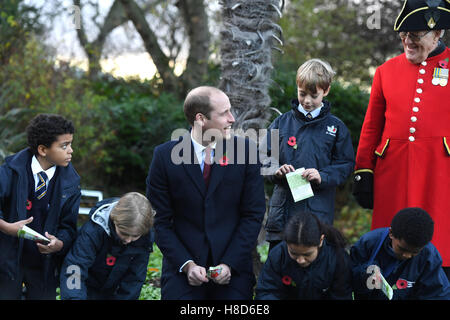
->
xmin=353 ymin=0 xmax=450 ymax=278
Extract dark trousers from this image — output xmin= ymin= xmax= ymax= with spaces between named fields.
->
xmin=0 ymin=265 xmax=56 ymax=300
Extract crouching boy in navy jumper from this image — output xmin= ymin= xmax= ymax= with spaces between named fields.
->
xmin=0 ymin=114 xmax=81 ymax=299
xmin=255 ymin=211 xmax=352 ymax=300
xmin=262 ymin=59 xmax=354 ymax=251
xmin=60 ymin=192 xmax=154 ymax=300
xmin=351 ymin=207 xmax=450 ymax=300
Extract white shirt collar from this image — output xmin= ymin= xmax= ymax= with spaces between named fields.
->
xmin=191 ymin=131 xmax=216 ymax=165
xmin=31 ymin=155 xmax=56 ymax=182
xmin=297 ymin=102 xmax=323 ymax=119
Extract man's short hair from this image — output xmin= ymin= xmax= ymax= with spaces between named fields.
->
xmin=26 ymin=114 xmax=75 ymax=155
xmin=391 ymin=207 xmax=434 ymax=248
xmin=183 ymin=86 xmax=224 ymax=126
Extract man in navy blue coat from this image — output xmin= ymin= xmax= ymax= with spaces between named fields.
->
xmin=146 ymin=86 xmax=266 ymax=300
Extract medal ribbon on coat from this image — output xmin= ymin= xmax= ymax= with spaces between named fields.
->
xmin=432 ymin=58 xmax=449 ymax=87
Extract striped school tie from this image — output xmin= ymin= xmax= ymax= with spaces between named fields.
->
xmin=36 ymin=171 xmax=48 ymax=200
xmin=306 ymin=112 xmax=313 ymax=120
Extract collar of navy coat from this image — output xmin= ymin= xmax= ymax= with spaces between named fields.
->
xmin=4 ymin=148 xmax=80 ymax=221
xmin=172 ymin=133 xmax=235 ymax=197
xmin=290 ymin=99 xmax=332 ymax=123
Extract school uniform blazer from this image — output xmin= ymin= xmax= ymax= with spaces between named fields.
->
xmin=146 ymin=134 xmax=266 ymax=299
xmin=0 ymin=148 xmax=81 ymax=281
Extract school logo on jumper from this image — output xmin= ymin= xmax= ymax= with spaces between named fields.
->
xmin=393 ymin=278 xmax=415 ymax=290
xmin=326 ymin=125 xmax=337 ymax=136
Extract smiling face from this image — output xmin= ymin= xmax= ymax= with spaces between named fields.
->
xmin=199 ymin=91 xmax=235 ymax=143
xmin=401 ymin=30 xmax=441 ymax=64
xmin=37 ymin=133 xmax=73 ymax=170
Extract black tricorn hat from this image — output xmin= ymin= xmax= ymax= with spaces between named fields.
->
xmin=394 ymin=0 xmax=450 ymax=31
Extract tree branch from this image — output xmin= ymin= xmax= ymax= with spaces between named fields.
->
xmin=119 ymin=0 xmax=177 ymax=90
xmin=177 ymin=0 xmax=210 ymax=91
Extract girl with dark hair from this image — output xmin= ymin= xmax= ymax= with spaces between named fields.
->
xmin=255 ymin=211 xmax=352 ymax=300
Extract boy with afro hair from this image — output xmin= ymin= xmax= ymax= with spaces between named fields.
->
xmin=350 ymin=207 xmax=450 ymax=300
xmin=0 ymin=114 xmax=81 ymax=299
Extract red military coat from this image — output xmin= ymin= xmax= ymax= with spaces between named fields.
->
xmin=355 ymin=47 xmax=450 ymax=266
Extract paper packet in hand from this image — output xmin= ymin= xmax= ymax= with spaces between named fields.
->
xmin=207 ymin=266 xmax=222 ymax=279
xmin=286 ymin=168 xmax=314 ymax=202
xmin=17 ymin=225 xmax=51 ymax=245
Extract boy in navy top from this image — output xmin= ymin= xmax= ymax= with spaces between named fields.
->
xmin=262 ymin=59 xmax=354 ymax=251
xmin=351 ymin=207 xmax=450 ymax=300
xmin=60 ymin=192 xmax=154 ymax=300
xmin=0 ymin=114 xmax=81 ymax=299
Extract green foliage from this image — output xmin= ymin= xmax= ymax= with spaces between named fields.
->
xmin=0 ymin=0 xmax=42 ymax=65
xmin=334 ymin=203 xmax=372 ymax=244
xmin=257 ymin=242 xmax=269 ymax=264
xmin=0 ymin=36 xmax=186 ymax=197
xmin=279 ymin=0 xmax=377 ymax=84
xmin=139 ymin=244 xmax=162 ymax=300
xmin=0 ymin=108 xmax=29 ymax=164
xmin=86 ymin=78 xmax=186 ymax=195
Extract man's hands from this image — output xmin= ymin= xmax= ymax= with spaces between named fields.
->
xmin=212 ymin=263 xmax=231 ymax=285
xmin=183 ymin=261 xmax=232 ymax=286
xmin=183 ymin=261 xmax=209 ymax=286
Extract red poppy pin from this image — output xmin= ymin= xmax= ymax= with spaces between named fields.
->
xmin=438 ymin=58 xmax=449 ymax=69
xmin=287 ymin=136 xmax=297 ymax=149
xmin=282 ymin=275 xmax=296 ymax=287
xmin=219 ymin=154 xmax=229 ymax=166
xmin=394 ymin=278 xmax=415 ymax=290
xmin=106 ymin=254 xmax=116 ymax=266
xmin=26 ymin=199 xmax=32 ymax=210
